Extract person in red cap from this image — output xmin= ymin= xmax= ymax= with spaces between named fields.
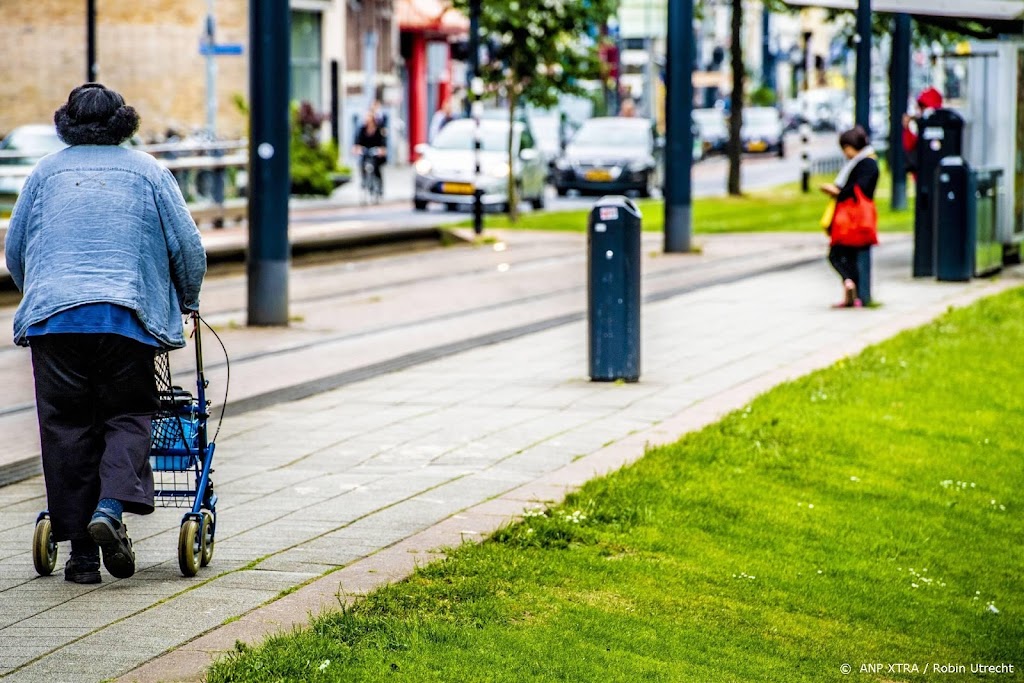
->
xmin=901 ymin=87 xmax=943 ymax=176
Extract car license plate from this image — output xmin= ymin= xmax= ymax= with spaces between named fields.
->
xmin=747 ymin=140 xmax=767 ymax=152
xmin=441 ymin=182 xmax=475 ymax=195
xmin=585 ymin=169 xmax=612 ymax=182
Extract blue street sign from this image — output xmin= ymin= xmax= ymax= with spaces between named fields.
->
xmin=200 ymin=42 xmax=244 ymax=56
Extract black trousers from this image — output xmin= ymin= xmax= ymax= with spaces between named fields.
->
xmin=30 ymin=334 xmax=159 ymax=542
xmin=828 ymin=245 xmax=866 ymax=289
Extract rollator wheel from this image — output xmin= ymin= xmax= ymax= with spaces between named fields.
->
xmin=32 ymin=515 xmax=58 ymax=576
xmin=178 ymin=518 xmax=203 ymax=577
xmin=200 ymin=510 xmax=215 ymax=567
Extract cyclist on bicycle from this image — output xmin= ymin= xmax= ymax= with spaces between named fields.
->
xmin=352 ymin=111 xmax=387 ymax=193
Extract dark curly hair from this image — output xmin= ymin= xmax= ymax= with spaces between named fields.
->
xmin=839 ymin=125 xmax=870 ymax=151
xmin=54 ymin=83 xmax=140 ymax=146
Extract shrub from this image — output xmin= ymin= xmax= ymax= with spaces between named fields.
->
xmin=289 ymin=101 xmax=339 ymax=196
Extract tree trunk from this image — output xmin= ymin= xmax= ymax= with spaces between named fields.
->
xmin=727 ymin=0 xmax=744 ymax=196
xmin=507 ymin=87 xmax=519 ymax=222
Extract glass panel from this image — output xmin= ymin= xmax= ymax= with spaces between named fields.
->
xmin=291 ymin=10 xmax=322 ymax=108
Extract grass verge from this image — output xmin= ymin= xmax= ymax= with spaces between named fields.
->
xmin=454 ymin=175 xmax=912 ymax=235
xmin=207 ymin=288 xmax=1024 ymax=683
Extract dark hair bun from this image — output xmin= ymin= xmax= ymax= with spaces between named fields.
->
xmin=54 ymin=84 xmax=141 ymax=146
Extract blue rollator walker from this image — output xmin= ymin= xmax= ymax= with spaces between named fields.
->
xmin=31 ymin=311 xmax=222 ymax=578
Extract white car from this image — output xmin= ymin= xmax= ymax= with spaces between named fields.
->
xmin=741 ymin=107 xmax=786 ymax=157
xmin=413 ymin=118 xmax=547 ymax=212
xmin=0 ymin=125 xmax=67 ymax=207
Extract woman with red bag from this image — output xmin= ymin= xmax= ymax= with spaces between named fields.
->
xmin=819 ymin=126 xmax=879 ymax=308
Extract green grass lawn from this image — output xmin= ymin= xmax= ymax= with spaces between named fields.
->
xmin=454 ymin=176 xmax=913 ymax=235
xmin=207 ymin=289 xmax=1024 ymax=683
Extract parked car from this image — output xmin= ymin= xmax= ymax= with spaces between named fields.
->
xmin=528 ymin=113 xmax=578 ymax=182
xmin=693 ymin=108 xmax=729 ymax=156
xmin=741 ymin=107 xmax=785 ymax=157
xmin=552 ymin=117 xmax=662 ymax=197
xmin=413 ymin=117 xmax=547 ymax=212
xmin=0 ymin=124 xmax=68 ymax=213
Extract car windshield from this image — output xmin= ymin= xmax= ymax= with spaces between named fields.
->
xmin=693 ymin=110 xmax=727 ymax=134
xmin=1 ymin=128 xmax=66 ymax=155
xmin=571 ymin=120 xmax=649 ymax=148
xmin=529 ymin=118 xmax=561 ymax=150
xmin=744 ymin=109 xmax=780 ymax=126
xmin=431 ymin=119 xmax=511 ymax=153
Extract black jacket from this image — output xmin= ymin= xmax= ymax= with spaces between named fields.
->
xmin=837 ymin=156 xmax=879 ymax=203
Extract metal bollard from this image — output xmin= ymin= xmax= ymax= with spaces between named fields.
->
xmin=800 ymin=123 xmax=811 ymax=193
xmin=588 ymin=196 xmax=642 ymax=382
xmin=934 ymin=157 xmax=974 ymax=282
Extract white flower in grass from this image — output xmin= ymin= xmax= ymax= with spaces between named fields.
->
xmin=850 ymin=476 xmax=860 ymax=482
xmin=318 ymin=660 xmax=331 ymax=672
xmin=987 ymin=602 xmax=1000 ymax=614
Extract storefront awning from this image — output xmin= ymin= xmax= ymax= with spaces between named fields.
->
xmin=397 ymin=0 xmax=469 ymax=35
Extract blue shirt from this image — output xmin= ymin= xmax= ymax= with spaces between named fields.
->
xmin=26 ymin=303 xmax=161 ymax=347
xmin=5 ymin=144 xmax=207 ymax=349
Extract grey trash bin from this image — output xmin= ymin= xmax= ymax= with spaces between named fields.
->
xmin=588 ymin=196 xmax=642 ymax=382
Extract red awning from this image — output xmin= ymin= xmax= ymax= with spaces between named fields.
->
xmin=397 ymin=0 xmax=469 ymax=35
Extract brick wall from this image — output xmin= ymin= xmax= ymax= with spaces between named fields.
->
xmin=0 ymin=0 xmax=249 ymax=140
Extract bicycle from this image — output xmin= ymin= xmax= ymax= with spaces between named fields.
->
xmin=359 ymin=146 xmax=384 ymax=204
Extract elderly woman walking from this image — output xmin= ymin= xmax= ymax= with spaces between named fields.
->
xmin=5 ymin=84 xmax=207 ymax=583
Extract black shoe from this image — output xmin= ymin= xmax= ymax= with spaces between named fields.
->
xmin=64 ymin=554 xmax=101 ymax=584
xmin=87 ymin=509 xmax=136 ymax=579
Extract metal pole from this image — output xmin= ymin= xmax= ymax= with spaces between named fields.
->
xmin=86 ymin=0 xmax=97 ymax=82
xmin=205 ymin=0 xmax=217 ymax=136
xmin=467 ymin=0 xmax=483 ymax=232
xmin=466 ymin=0 xmax=480 ymax=118
xmin=205 ymin=0 xmax=224 ymax=225
xmin=471 ymin=80 xmax=484 ymax=235
xmin=761 ymin=7 xmax=775 ymax=92
xmin=889 ymin=14 xmax=911 ymax=210
xmin=800 ymin=123 xmax=811 ymax=193
xmin=664 ymin=0 xmax=694 ymax=253
xmin=330 ymin=60 xmax=340 ymax=145
xmin=247 ymin=0 xmax=290 ymax=326
xmin=855 ymin=0 xmax=872 ymax=133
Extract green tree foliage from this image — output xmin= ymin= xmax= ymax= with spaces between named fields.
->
xmin=451 ymin=0 xmax=616 ymax=221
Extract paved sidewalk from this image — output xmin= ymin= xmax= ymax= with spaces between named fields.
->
xmin=0 ymin=236 xmax=1019 ymax=682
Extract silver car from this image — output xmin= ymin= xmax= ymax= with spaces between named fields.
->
xmin=0 ymin=125 xmax=67 ymax=211
xmin=413 ymin=118 xmax=547 ymax=212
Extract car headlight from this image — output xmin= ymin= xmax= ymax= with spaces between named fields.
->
xmin=486 ymin=162 xmax=511 ymax=178
xmin=627 ymin=160 xmax=651 ymax=173
xmin=414 ymin=158 xmax=433 ymax=175
xmin=554 ymin=158 xmax=571 ymax=171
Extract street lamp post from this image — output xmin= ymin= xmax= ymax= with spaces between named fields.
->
xmin=664 ymin=0 xmax=695 ymax=253
xmin=247 ymin=0 xmax=291 ymax=326
xmin=855 ymin=0 xmax=872 ymax=133
xmin=889 ymin=14 xmax=911 ymax=211
xmin=86 ymin=0 xmax=98 ymax=82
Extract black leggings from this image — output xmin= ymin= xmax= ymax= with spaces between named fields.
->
xmin=828 ymin=245 xmax=866 ymax=289
xmin=30 ymin=334 xmax=159 ymax=542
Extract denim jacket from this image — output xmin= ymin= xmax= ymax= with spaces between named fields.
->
xmin=5 ymin=145 xmax=207 ymax=349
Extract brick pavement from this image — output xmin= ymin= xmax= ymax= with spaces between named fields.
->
xmin=0 ymin=235 xmax=1019 ymax=683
